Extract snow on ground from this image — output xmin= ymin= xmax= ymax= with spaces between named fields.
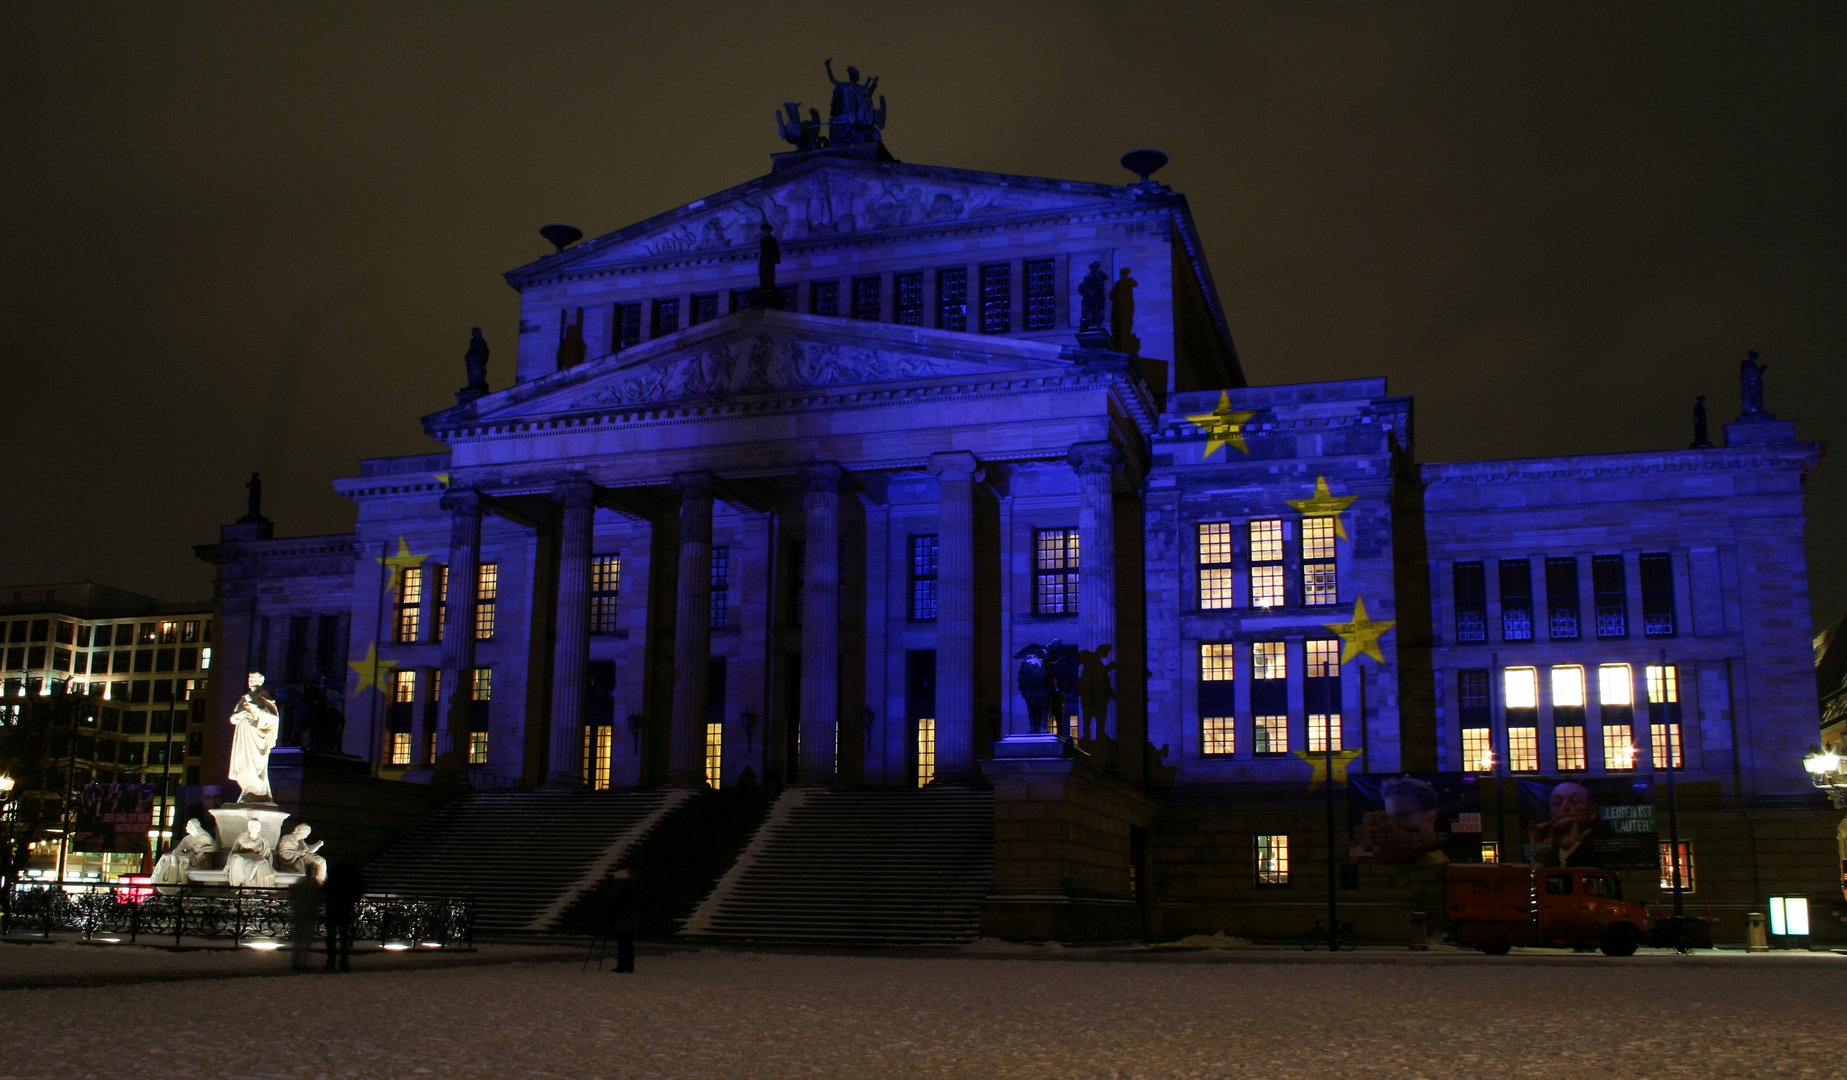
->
xmin=2 ymin=944 xmax=1843 ymax=1079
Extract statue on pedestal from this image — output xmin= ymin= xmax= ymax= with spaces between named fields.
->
xmin=1109 ymin=267 xmax=1141 ymax=355
xmin=151 ymin=819 xmax=218 ymax=885
xmin=228 ymin=672 xmax=281 ymax=803
xmin=1077 ymin=644 xmax=1118 ymax=741
xmin=824 ymin=59 xmax=886 ymax=146
xmin=277 ymin=823 xmax=327 ymax=884
xmin=1690 ymin=395 xmax=1713 ymax=449
xmin=1739 ymin=350 xmax=1773 ymax=419
xmin=1077 ymin=261 xmax=1109 ymax=346
xmin=1015 ymin=641 xmax=1067 ymax=735
xmin=462 ymin=327 xmax=490 ymax=395
xmin=226 ymin=819 xmax=278 ymax=889
xmin=758 ymin=224 xmax=781 ymax=291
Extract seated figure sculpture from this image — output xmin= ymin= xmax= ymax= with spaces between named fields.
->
xmin=276 ymin=823 xmax=327 ymax=884
xmin=150 ymin=819 xmax=219 ymax=885
xmin=225 ymin=818 xmax=279 ymax=889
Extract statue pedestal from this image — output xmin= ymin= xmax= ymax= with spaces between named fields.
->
xmin=184 ymin=868 xmax=305 ymax=888
xmin=208 ymin=802 xmax=292 ymax=859
xmin=990 ymin=733 xmax=1083 ymax=759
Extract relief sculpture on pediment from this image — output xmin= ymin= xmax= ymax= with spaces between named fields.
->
xmin=569 ymin=334 xmax=951 ymax=409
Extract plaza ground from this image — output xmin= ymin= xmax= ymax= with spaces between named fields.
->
xmin=1 ymin=941 xmax=1842 ymax=1079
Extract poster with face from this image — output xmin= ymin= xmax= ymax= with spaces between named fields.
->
xmin=70 ymin=783 xmax=155 ymax=853
xmin=1348 ymin=773 xmax=1483 ymax=864
xmin=1517 ymin=777 xmax=1656 ymax=868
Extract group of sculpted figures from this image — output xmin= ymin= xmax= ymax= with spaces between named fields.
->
xmin=1015 ymin=641 xmax=1121 ymax=741
xmin=777 ymin=59 xmax=887 ymax=152
xmin=148 ymin=671 xmax=328 ymax=889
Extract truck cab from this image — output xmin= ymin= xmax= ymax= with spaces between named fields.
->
xmin=1445 ymin=864 xmax=1652 ymax=956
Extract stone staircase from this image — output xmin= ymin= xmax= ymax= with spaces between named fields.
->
xmin=681 ymin=787 xmax=994 ymax=946
xmin=365 ymin=790 xmax=684 ymax=933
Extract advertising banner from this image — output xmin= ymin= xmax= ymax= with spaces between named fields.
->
xmin=1348 ymin=772 xmax=1483 ymax=865
xmin=70 ymin=783 xmax=155 ymax=853
xmin=1517 ymin=777 xmax=1656 ymax=868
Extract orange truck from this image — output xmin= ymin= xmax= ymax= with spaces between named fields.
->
xmin=1444 ymin=864 xmax=1653 ymax=956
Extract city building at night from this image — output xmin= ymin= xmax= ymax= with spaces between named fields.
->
xmin=190 ymin=106 xmax=1839 ymax=943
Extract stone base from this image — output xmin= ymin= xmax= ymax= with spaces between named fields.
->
xmin=183 ymin=868 xmax=304 ymax=889
xmin=989 ymin=733 xmax=1083 ymax=759
xmin=1075 ymin=328 xmax=1112 ymax=349
xmin=208 ymin=803 xmax=292 ymax=859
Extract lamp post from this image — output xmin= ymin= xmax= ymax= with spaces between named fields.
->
xmin=1802 ymin=747 xmax=1846 ymax=808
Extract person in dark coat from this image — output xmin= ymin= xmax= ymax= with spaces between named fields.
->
xmin=323 ymin=861 xmax=367 ymax=972
xmin=288 ymin=874 xmax=324 ymax=972
xmin=605 ymin=869 xmax=638 ymax=973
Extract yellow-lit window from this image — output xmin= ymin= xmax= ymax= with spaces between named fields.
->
xmin=1308 ymin=714 xmax=1340 ymax=753
xmin=1550 ymin=666 xmax=1585 ymax=708
xmin=1198 ymin=522 xmax=1236 ymax=610
xmin=1503 ymin=667 xmax=1538 ymax=709
xmin=1652 ymin=723 xmax=1683 ymax=770
xmin=705 ymin=721 xmax=723 ymax=788
xmin=1305 ymin=639 xmax=1339 ymax=677
xmin=1201 ymin=643 xmax=1236 ymax=682
xmin=472 ymin=667 xmax=492 ymax=701
xmin=916 ymin=717 xmax=936 ymax=786
xmin=1252 ymin=641 xmax=1287 ymax=681
xmin=431 ymin=565 xmax=447 ymax=643
xmin=1249 ymin=520 xmax=1284 ymax=609
xmin=1598 ymin=663 xmax=1633 ymax=706
xmin=1254 ymin=715 xmax=1288 ymax=754
xmin=1604 ymin=725 xmax=1637 ymax=770
xmin=1199 ymin=643 xmax=1235 ymax=756
xmin=159 ymin=621 xmax=179 ymax=644
xmin=474 ymin=563 xmax=498 ymax=640
xmin=1462 ymin=727 xmax=1494 ymax=772
xmin=1646 ymin=664 xmax=1682 ymax=769
xmin=1507 ymin=726 xmax=1539 ymax=772
xmin=1201 ymin=717 xmax=1236 ymax=756
xmin=1646 ymin=663 xmax=1678 ymax=706
xmin=1256 ymin=834 xmax=1290 ymax=886
xmin=592 ymin=725 xmax=612 ymax=790
xmin=467 ymin=731 xmax=489 ymax=764
xmin=392 ymin=669 xmax=417 ymax=704
xmin=591 ymin=555 xmax=621 ymax=634
xmin=388 ymin=732 xmax=412 ymax=766
xmin=1659 ymin=841 xmax=1695 ymax=892
xmin=1481 ymin=841 xmax=1501 ymax=864
xmin=1301 ymin=517 xmax=1337 ymax=606
xmin=396 ymin=566 xmax=423 ymax=643
xmin=1555 ymin=725 xmax=1586 ymax=771
xmin=1034 ymin=529 xmax=1080 ymax=615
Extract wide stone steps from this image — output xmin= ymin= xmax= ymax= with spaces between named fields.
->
xmin=682 ymin=788 xmax=993 ymax=946
xmin=365 ymin=791 xmax=675 ymax=933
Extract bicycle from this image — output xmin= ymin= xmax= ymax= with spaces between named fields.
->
xmin=1300 ymin=917 xmax=1358 ymax=952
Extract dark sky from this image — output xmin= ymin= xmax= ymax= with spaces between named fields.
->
xmin=4 ymin=4 xmax=1843 ymax=627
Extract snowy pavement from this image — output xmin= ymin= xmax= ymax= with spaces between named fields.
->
xmin=2 ymin=943 xmax=1842 ymax=1078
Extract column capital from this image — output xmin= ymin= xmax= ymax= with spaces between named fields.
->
xmin=800 ymin=461 xmax=850 ymax=494
xmin=1066 ymin=441 xmax=1122 ymax=476
xmin=927 ymin=451 xmax=984 ymax=485
xmin=671 ymin=471 xmax=716 ymax=499
xmin=439 ymin=488 xmax=483 ymax=514
xmin=551 ymin=478 xmax=596 ymax=509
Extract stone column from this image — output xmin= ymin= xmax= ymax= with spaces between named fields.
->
xmin=544 ymin=479 xmax=595 ymax=789
xmin=1069 ymin=441 xmax=1120 ymax=742
xmin=798 ymin=463 xmax=846 ymax=784
xmin=667 ymin=472 xmax=716 ymax=787
xmin=436 ymin=489 xmax=483 ymax=773
xmin=928 ymin=451 xmax=981 ymax=784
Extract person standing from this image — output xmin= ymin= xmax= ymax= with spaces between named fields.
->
xmin=288 ymin=874 xmax=323 ymax=972
xmin=324 ymin=861 xmax=367 ymax=972
xmin=605 ymin=869 xmax=638 ymax=974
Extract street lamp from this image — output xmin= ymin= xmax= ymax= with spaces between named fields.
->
xmin=1801 ymin=747 xmax=1846 ymax=808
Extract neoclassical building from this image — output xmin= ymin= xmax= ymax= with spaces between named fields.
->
xmin=195 ymin=115 xmax=1836 ymax=940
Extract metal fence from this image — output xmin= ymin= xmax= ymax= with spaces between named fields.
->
xmin=1 ymin=882 xmax=473 ymax=948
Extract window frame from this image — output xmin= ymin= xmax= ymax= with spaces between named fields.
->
xmin=936 ymin=267 xmax=968 ymax=332
xmin=590 ymin=555 xmax=621 ymax=635
xmin=1196 ymin=521 xmax=1236 ymax=610
xmin=1032 ymin=528 xmax=1080 ymax=616
xmin=910 ymin=534 xmax=940 ymax=621
xmin=1023 ymin=258 xmax=1056 ymax=330
xmin=1301 ymin=517 xmax=1338 ymax=607
xmin=1255 ymin=834 xmax=1290 ymax=887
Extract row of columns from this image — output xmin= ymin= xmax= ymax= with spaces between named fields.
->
xmin=430 ymin=439 xmax=1123 ymax=788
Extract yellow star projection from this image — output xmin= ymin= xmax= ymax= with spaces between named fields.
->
xmin=348 ymin=641 xmax=399 ymax=694
xmin=1184 ymin=391 xmax=1256 ymax=458
xmin=1324 ymin=597 xmax=1397 ymax=665
xmin=1293 ymin=748 xmax=1365 ymax=789
xmin=376 ymin=536 xmax=428 ymax=594
xmin=1286 ymin=475 xmax=1359 ymax=540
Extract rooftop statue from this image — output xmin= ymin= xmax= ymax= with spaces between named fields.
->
xmin=758 ymin=224 xmax=781 ymax=291
xmin=1739 ymin=350 xmax=1772 ymax=419
xmin=1077 ymin=261 xmax=1109 ymax=346
xmin=557 ymin=310 xmax=587 ymax=370
xmin=228 ymin=672 xmax=281 ymax=803
xmin=463 ymin=327 xmax=490 ymax=394
xmin=824 ymin=58 xmax=886 ymax=146
xmin=239 ymin=471 xmax=266 ymax=524
xmin=1690 ymin=395 xmax=1712 ymax=449
xmin=776 ymin=102 xmax=828 ymax=152
xmin=1109 ymin=268 xmax=1140 ymax=355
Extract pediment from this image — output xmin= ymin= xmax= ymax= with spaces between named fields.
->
xmin=512 ymin=158 xmax=1141 ymax=281
xmin=432 ymin=310 xmax=1089 ymax=428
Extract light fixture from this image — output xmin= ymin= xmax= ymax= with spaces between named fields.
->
xmin=1801 ymin=747 xmax=1846 ymax=808
xmin=242 ymin=939 xmax=284 ymax=951
xmin=382 ymin=941 xmax=412 ymax=951
xmin=1768 ymin=896 xmax=1811 ymax=939
xmin=0 ymin=774 xmax=15 ymax=796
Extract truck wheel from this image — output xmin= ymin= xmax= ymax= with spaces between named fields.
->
xmin=1600 ymin=928 xmax=1638 ymax=957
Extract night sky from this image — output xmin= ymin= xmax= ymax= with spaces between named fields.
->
xmin=3 ymin=5 xmax=1842 ymax=627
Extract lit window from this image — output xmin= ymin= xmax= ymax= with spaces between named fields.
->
xmin=1659 ymin=841 xmax=1695 ymax=892
xmin=1462 ymin=727 xmax=1494 ymax=772
xmin=1024 ymin=258 xmax=1055 ymax=330
xmin=1507 ymin=726 xmax=1539 ymax=773
xmin=1481 ymin=841 xmax=1501 ymax=864
xmin=937 ymin=267 xmax=968 ymax=332
xmin=1254 ymin=715 xmax=1289 ymax=754
xmin=1546 ymin=557 xmax=1579 ymax=640
xmin=710 ymin=547 xmax=730 ymax=629
xmin=392 ymin=670 xmax=417 ymax=704
xmin=1593 ymin=555 xmax=1627 ymax=638
xmin=1646 ymin=664 xmax=1682 ymax=769
xmin=199 ymin=647 xmax=212 ymax=671
xmin=1252 ymin=642 xmax=1287 ymax=752
xmin=916 ymin=717 xmax=936 ymax=787
xmin=1599 ymin=663 xmax=1637 ymax=769
xmin=396 ymin=566 xmax=423 ymax=643
xmin=1253 ymin=641 xmax=1287 ymax=681
xmin=1454 ymin=561 xmax=1488 ymax=642
xmin=705 ymin=721 xmax=723 ymax=788
xmin=1598 ymin=663 xmax=1633 ymax=706
xmin=585 ymin=725 xmax=613 ymax=790
xmin=980 ymin=263 xmax=1011 ymax=333
xmin=1034 ymin=529 xmax=1080 ymax=615
xmin=911 ymin=535 xmax=939 ymax=620
xmin=467 ymin=732 xmax=489 ymax=765
xmin=1504 ymin=665 xmax=1539 ymax=771
xmin=1502 ymin=667 xmax=1538 ymax=709
xmin=1551 ymin=666 xmax=1585 ymax=708
xmin=1197 ymin=522 xmax=1235 ymax=610
xmin=1198 ymin=643 xmax=1235 ymax=756
xmin=1641 ymin=552 xmax=1675 ymax=637
xmin=1500 ymin=560 xmax=1533 ymax=642
xmin=1603 ymin=725 xmax=1637 ymax=770
xmin=388 ymin=732 xmax=412 ymax=766
xmin=159 ymin=621 xmax=179 ymax=645
xmin=1307 ymin=713 xmax=1341 ymax=754
xmin=431 ymin=565 xmax=447 ymax=644
xmin=472 ymin=667 xmax=492 ymax=701
xmin=591 ymin=556 xmax=621 ymax=634
xmin=1305 ymin=639 xmax=1339 ymax=678
xmin=1249 ymin=520 xmax=1284 ymax=609
xmin=1256 ymin=835 xmax=1290 ymax=886
xmin=474 ymin=563 xmax=498 ymax=640
xmin=1302 ymin=518 xmax=1337 ymax=606
xmin=1306 ymin=639 xmax=1341 ymax=752
xmin=1201 ymin=716 xmax=1236 ymax=756
xmin=1555 ymin=724 xmax=1586 ymax=771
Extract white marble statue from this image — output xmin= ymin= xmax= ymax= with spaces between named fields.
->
xmin=150 ymin=819 xmax=219 ymax=885
xmin=225 ymin=818 xmax=278 ymax=889
xmin=227 ymin=671 xmax=281 ymax=802
xmin=276 ymin=823 xmax=327 ymax=884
